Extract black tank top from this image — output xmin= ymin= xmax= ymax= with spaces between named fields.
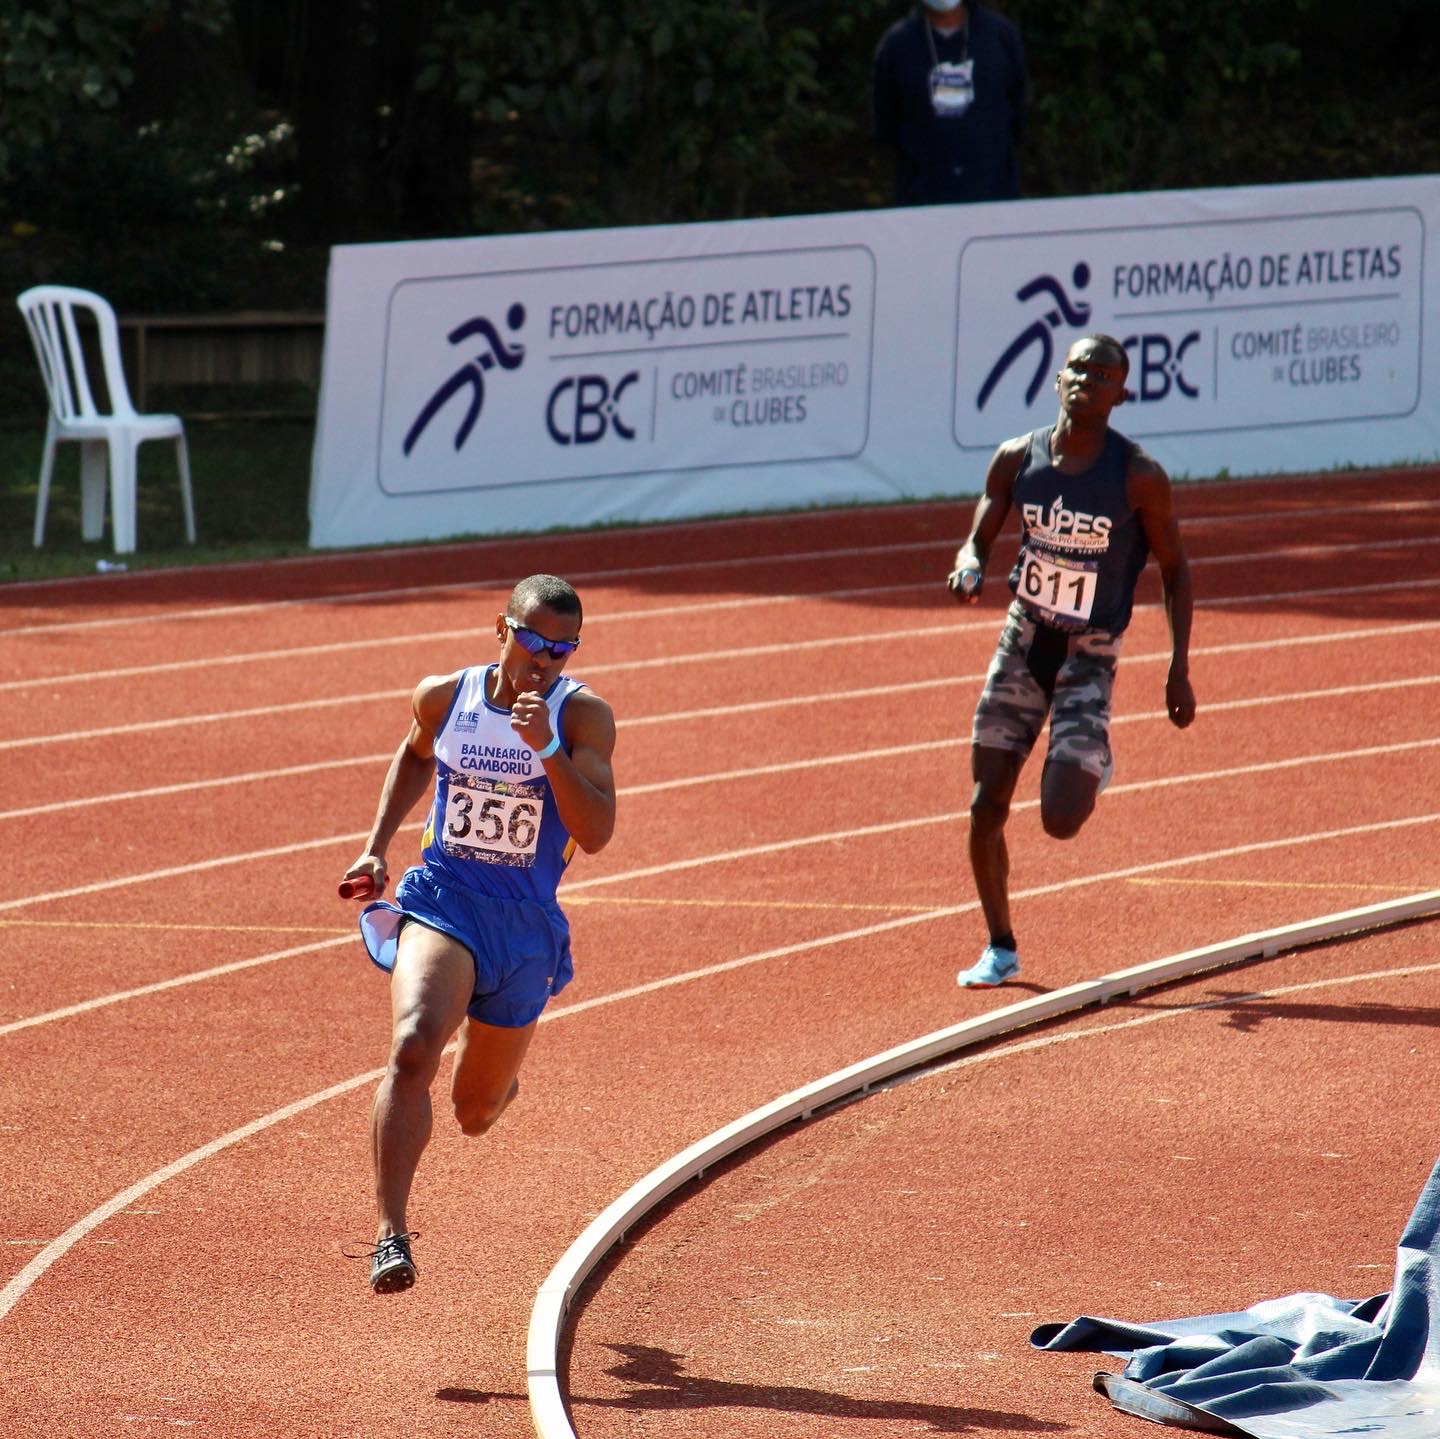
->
xmin=1006 ymin=425 xmax=1150 ymax=635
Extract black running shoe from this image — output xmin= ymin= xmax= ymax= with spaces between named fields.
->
xmin=368 ymin=1231 xmax=418 ymax=1294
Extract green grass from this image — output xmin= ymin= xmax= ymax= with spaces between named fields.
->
xmin=0 ymin=413 xmax=316 ymax=582
xmin=16 ymin=391 xmax=1414 ymax=588
xmin=1 ymin=394 xmax=977 ymax=584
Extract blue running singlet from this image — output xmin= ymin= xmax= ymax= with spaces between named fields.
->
xmin=418 ymin=664 xmax=587 ymax=905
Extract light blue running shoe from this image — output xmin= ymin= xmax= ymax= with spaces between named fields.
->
xmin=957 ymin=944 xmax=1020 ymax=988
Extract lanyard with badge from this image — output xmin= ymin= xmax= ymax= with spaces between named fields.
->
xmin=925 ymin=20 xmax=974 ymax=117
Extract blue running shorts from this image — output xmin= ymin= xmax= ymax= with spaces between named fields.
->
xmin=359 ymin=864 xmax=574 ymax=1028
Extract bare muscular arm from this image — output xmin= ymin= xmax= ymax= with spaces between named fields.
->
xmin=1128 ymin=454 xmax=1196 ymax=728
xmin=342 ymin=672 xmax=457 ymax=893
xmin=948 ymin=437 xmax=1026 ymax=602
xmin=509 ymin=687 xmax=617 ymax=854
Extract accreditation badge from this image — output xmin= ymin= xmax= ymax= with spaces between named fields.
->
xmin=930 ymin=59 xmax=974 ymax=117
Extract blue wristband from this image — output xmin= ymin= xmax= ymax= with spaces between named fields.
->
xmin=535 ymin=733 xmax=562 ymax=760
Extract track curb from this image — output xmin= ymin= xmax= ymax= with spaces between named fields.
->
xmin=527 ymin=889 xmax=1440 ymax=1438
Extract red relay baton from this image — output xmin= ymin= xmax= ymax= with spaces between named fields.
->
xmin=338 ymin=874 xmax=380 ymax=900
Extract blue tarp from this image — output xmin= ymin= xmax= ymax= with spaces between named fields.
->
xmin=1031 ymin=1156 xmax=1440 ymax=1437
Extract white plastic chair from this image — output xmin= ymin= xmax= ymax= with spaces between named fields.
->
xmin=17 ymin=285 xmax=195 ymax=554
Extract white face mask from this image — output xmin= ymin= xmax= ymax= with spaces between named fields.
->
xmin=922 ymin=0 xmax=963 ymax=12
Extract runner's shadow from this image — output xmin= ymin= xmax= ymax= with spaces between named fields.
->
xmin=573 ymin=1342 xmax=1066 ymax=1433
xmin=1205 ymin=994 xmax=1440 ymax=1034
xmin=435 ymin=1386 xmax=526 ymax=1404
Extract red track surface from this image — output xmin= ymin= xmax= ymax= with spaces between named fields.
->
xmin=2 ymin=469 xmax=1437 ymax=1439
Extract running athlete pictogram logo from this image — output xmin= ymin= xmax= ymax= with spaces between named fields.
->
xmin=976 ymin=264 xmax=1092 ymax=411
xmin=403 ymin=303 xmax=527 ymax=456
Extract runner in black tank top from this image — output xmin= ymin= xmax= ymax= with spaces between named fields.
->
xmin=944 ymin=335 xmax=1197 ymax=990
xmin=1007 ymin=424 xmax=1149 ymax=637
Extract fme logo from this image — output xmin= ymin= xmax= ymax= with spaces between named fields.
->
xmin=973 ymin=262 xmax=1203 ymax=411
xmin=402 ymin=303 xmax=527 ymax=456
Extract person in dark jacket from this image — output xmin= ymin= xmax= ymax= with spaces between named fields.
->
xmin=872 ymin=0 xmax=1029 ymax=205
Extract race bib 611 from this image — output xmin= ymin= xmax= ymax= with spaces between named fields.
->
xmin=1016 ymin=545 xmax=1098 ymax=626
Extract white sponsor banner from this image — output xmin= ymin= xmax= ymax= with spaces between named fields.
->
xmin=377 ymin=246 xmax=873 ymax=494
xmin=309 ymin=175 xmax=1439 ymax=549
xmin=955 ymin=206 xmax=1422 ymax=447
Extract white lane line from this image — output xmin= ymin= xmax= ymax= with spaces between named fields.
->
xmin=0 ymin=689 xmax=406 ymax=753
xmin=0 ymin=612 xmax=991 ymax=694
xmin=1128 ymin=877 xmax=1422 ymax=895
xmin=0 ymin=938 xmax=353 ymax=1039
xmin=5 ymin=614 xmax=1438 ymax=753
xmin=2 ymin=766 xmax=1428 ymax=1048
xmin=929 ymin=954 xmax=1440 ymax=1078
xmin=0 ymin=541 xmax=948 ymax=640
xmin=622 ymin=732 xmax=1440 ymax=801
xmin=524 ymin=900 xmax=1440 ymax=1438
xmin=4 ymin=689 xmax=1439 ymax=904
xmin=2 ymin=840 xmax=1435 ymax=1331
xmin=560 ymin=810 xmax=1440 ymax=896
xmin=1196 ymin=532 xmax=1440 ymax=567
xmin=1102 ymin=734 xmax=1440 ymax=792
xmin=6 ymin=675 xmax=1438 ymax=822
xmin=4 ymin=498 xmax=1433 ymax=639
xmin=0 ymin=1069 xmax=388 ymax=1325
xmin=615 ymin=661 xmax=1440 ymax=729
xmin=5 ymin=558 xmax=1439 ymax=693
xmin=5 ymin=812 xmax=1434 ymax=1048
xmin=1205 ymin=575 xmax=1440 ymax=609
xmin=0 ymin=754 xmax=393 ymax=821
xmin=0 ymin=830 xmax=370 ymax=915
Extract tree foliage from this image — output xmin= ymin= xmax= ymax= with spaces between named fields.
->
xmin=428 ymin=0 xmax=870 ymax=226
xmin=1009 ymin=0 xmax=1314 ymax=195
xmin=1 ymin=0 xmax=1437 ymax=316
xmin=0 ymin=0 xmax=227 ymax=176
xmin=1008 ymin=0 xmax=1440 ymax=195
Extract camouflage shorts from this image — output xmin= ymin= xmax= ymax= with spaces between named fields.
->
xmin=971 ymin=600 xmax=1123 ymax=778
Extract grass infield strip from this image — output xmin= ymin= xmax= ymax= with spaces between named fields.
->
xmin=526 ymin=888 xmax=1440 ymax=1439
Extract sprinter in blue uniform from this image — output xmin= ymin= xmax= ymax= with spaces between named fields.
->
xmin=947 ymin=335 xmax=1195 ymax=989
xmin=341 ymin=573 xmax=617 ymax=1293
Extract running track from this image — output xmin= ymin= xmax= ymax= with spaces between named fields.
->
xmin=2 ymin=469 xmax=1437 ymax=1438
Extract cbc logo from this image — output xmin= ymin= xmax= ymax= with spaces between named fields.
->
xmin=546 ymin=372 xmax=640 ymax=445
xmin=1123 ymin=332 xmax=1202 ymax=403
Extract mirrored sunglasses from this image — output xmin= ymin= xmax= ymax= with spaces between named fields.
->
xmin=504 ymin=615 xmax=580 ymax=658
